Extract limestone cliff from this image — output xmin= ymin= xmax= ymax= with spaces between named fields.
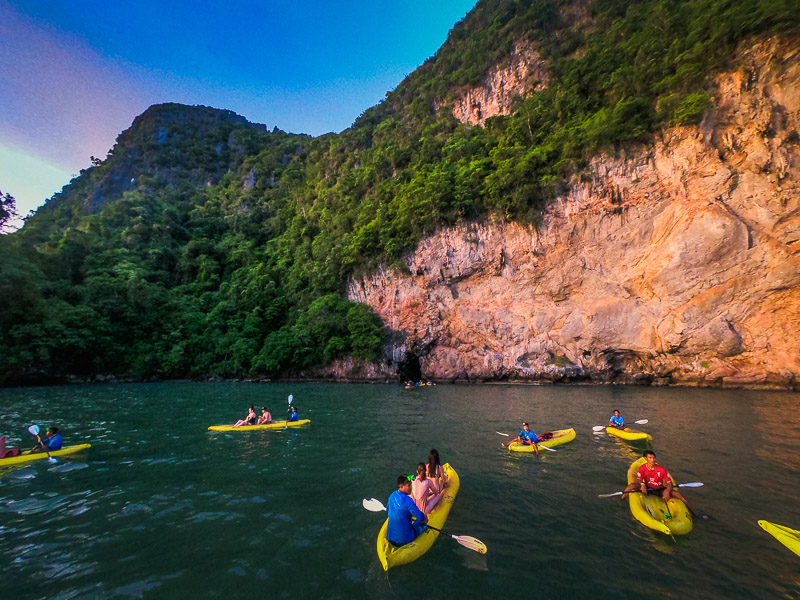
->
xmin=344 ymin=36 xmax=800 ymax=388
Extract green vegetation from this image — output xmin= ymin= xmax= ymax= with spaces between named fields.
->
xmin=1 ymin=0 xmax=797 ymax=384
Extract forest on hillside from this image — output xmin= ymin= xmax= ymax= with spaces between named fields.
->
xmin=1 ymin=0 xmax=797 ymax=385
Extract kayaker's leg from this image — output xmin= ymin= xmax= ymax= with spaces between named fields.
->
xmin=668 ymin=488 xmax=697 ymax=515
xmin=621 ymin=483 xmax=639 ymax=499
xmin=425 ymin=492 xmax=442 ymax=515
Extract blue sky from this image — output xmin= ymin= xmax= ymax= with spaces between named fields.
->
xmin=0 ymin=0 xmax=477 ymax=222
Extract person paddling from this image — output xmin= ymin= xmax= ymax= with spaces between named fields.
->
xmin=256 ymin=407 xmax=272 ymax=425
xmin=621 ymin=450 xmax=700 ymax=516
xmin=609 ymin=410 xmax=625 ymax=429
xmin=232 ymin=407 xmax=257 ymax=427
xmin=287 ymin=406 xmax=299 ymax=422
xmin=30 ymin=426 xmax=62 ymax=454
xmin=387 ymin=474 xmax=427 ymax=546
xmin=501 ymin=422 xmax=540 ymax=455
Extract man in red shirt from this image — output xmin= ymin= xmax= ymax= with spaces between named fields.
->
xmin=622 ymin=450 xmax=696 ymax=513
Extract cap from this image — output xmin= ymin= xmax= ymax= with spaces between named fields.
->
xmin=406 ymin=474 xmax=414 ymax=482
xmin=522 ymin=422 xmax=529 ymax=427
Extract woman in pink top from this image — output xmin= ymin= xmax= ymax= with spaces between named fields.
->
xmin=426 ymin=448 xmax=447 ymax=493
xmin=411 ymin=462 xmax=441 ymax=515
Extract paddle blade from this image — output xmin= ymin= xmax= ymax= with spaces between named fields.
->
xmin=634 ymin=419 xmax=649 ymax=425
xmin=495 ymin=431 xmax=510 ymax=436
xmin=592 ymin=426 xmax=606 ymax=431
xmin=288 ymin=395 xmax=293 ymax=405
xmin=48 ymin=457 xmax=58 ymax=464
xmin=598 ymin=491 xmax=624 ymax=498
xmin=27 ymin=425 xmax=40 ymax=436
xmin=362 ymin=498 xmax=387 ymax=512
xmin=452 ymin=535 xmax=488 ymax=554
xmin=540 ymin=445 xmax=556 ymax=452
xmin=678 ymin=482 xmax=704 ymax=488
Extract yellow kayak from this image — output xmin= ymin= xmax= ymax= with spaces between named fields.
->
xmin=0 ymin=444 xmax=92 ymax=467
xmin=626 ymin=457 xmax=692 ymax=535
xmin=759 ymin=520 xmax=800 ymax=557
xmin=376 ymin=463 xmax=460 ymax=571
xmin=607 ymin=427 xmax=652 ymax=442
xmin=208 ymin=419 xmax=310 ymax=431
xmin=508 ymin=428 xmax=576 ymax=452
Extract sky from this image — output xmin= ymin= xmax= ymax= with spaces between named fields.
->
xmin=0 ymin=0 xmax=478 ymax=224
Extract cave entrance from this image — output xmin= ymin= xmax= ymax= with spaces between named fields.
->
xmin=398 ymin=354 xmax=422 ymax=383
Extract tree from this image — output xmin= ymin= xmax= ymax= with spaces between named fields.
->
xmin=0 ymin=188 xmax=18 ymax=232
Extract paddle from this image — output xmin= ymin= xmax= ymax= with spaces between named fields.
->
xmin=27 ymin=425 xmax=57 ymax=463
xmin=496 ymin=431 xmax=557 ymax=452
xmin=362 ymin=498 xmax=487 ymax=554
xmin=284 ymin=394 xmax=294 ymax=429
xmin=593 ymin=419 xmax=648 ymax=432
xmin=597 ymin=482 xmax=704 ymax=497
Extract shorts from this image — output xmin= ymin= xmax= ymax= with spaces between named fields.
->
xmin=645 ymin=487 xmax=668 ymax=496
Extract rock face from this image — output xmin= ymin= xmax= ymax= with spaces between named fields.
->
xmin=345 ymin=36 xmax=800 ymax=388
xmin=443 ymin=39 xmax=549 ymax=126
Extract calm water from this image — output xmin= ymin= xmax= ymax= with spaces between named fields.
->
xmin=1 ymin=383 xmax=799 ymax=599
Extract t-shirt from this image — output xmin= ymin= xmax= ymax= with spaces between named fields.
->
xmin=386 ymin=490 xmax=427 ymax=546
xmin=637 ymin=464 xmax=669 ymax=489
xmin=609 ymin=415 xmax=624 ymax=427
xmin=288 ymin=412 xmax=299 ymax=422
xmin=518 ymin=429 xmax=539 ymax=444
xmin=43 ymin=434 xmax=63 ymax=451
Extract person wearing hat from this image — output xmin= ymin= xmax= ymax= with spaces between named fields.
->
xmin=30 ymin=426 xmax=62 ymax=454
xmin=501 ymin=422 xmax=540 ymax=455
xmin=287 ymin=406 xmax=299 ymax=422
xmin=256 ymin=407 xmax=273 ymax=425
xmin=386 ymin=474 xmax=428 ymax=546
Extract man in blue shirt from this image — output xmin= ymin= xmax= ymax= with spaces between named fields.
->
xmin=609 ymin=410 xmax=625 ymax=429
xmin=32 ymin=426 xmax=63 ymax=453
xmin=386 ymin=475 xmax=427 ymax=546
xmin=287 ymin=407 xmax=299 ymax=422
xmin=501 ymin=422 xmax=540 ymax=455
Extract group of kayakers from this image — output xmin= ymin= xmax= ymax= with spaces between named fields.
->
xmin=0 ymin=426 xmax=63 ymax=458
xmin=387 ymin=449 xmax=447 ymax=547
xmin=231 ymin=405 xmax=299 ymax=427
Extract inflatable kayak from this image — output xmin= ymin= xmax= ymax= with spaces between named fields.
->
xmin=208 ymin=419 xmax=310 ymax=431
xmin=508 ymin=428 xmax=576 ymax=452
xmin=376 ymin=463 xmax=460 ymax=571
xmin=626 ymin=457 xmax=692 ymax=535
xmin=607 ymin=427 xmax=652 ymax=442
xmin=0 ymin=444 xmax=92 ymax=467
xmin=759 ymin=520 xmax=800 ymax=557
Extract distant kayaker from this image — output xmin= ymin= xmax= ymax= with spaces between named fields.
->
xmin=287 ymin=406 xmax=299 ymax=422
xmin=0 ymin=435 xmax=21 ymax=458
xmin=256 ymin=407 xmax=272 ymax=425
xmin=501 ymin=422 xmax=540 ymax=455
xmin=387 ymin=474 xmax=427 ymax=546
xmin=427 ymin=448 xmax=448 ymax=493
xmin=31 ymin=426 xmax=63 ymax=453
xmin=232 ymin=406 xmax=257 ymax=427
xmin=609 ymin=410 xmax=625 ymax=429
xmin=411 ymin=462 xmax=442 ymax=515
xmin=621 ymin=450 xmax=697 ymax=514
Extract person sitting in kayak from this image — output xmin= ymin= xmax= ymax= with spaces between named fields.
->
xmin=501 ymin=422 xmax=540 ymax=455
xmin=427 ymin=448 xmax=447 ymax=493
xmin=256 ymin=407 xmax=272 ymax=425
xmin=411 ymin=462 xmax=442 ymax=515
xmin=609 ymin=410 xmax=625 ymax=429
xmin=0 ymin=435 xmax=21 ymax=458
xmin=31 ymin=427 xmax=63 ymax=453
xmin=287 ymin=406 xmax=299 ymax=422
xmin=621 ymin=450 xmax=697 ymax=514
xmin=232 ymin=407 xmax=257 ymax=427
xmin=387 ymin=474 xmax=427 ymax=546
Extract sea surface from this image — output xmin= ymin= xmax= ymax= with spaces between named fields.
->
xmin=1 ymin=383 xmax=798 ymax=599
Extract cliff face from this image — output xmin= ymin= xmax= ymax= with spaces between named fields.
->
xmin=346 ymin=36 xmax=800 ymax=388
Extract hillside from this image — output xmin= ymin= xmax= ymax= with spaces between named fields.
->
xmin=1 ymin=0 xmax=798 ymax=386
